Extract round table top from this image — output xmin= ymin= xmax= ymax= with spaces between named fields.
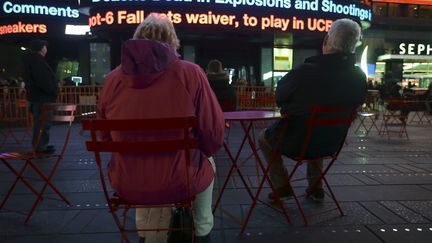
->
xmin=224 ymin=110 xmax=282 ymax=121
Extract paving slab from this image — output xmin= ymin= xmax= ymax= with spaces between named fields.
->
xmin=338 ymin=157 xmax=412 ymax=165
xmin=350 ymin=174 xmax=382 ymax=185
xmin=333 ymin=185 xmax=432 ymax=201
xmin=379 ymin=201 xmax=429 ymax=223
xmin=222 ymin=226 xmax=382 ymax=243
xmin=398 ymin=201 xmax=432 ymax=221
xmin=368 ymin=173 xmax=432 ymax=184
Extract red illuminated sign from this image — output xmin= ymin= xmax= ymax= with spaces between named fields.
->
xmin=0 ymin=21 xmax=47 ymax=35
xmin=373 ymin=0 xmax=432 ymax=5
xmin=89 ymin=10 xmax=335 ymax=32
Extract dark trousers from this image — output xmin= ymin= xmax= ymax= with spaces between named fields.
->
xmin=29 ymin=102 xmax=51 ymax=150
xmin=258 ymin=129 xmax=323 ymax=190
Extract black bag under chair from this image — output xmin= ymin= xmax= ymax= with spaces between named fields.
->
xmin=167 ymin=207 xmax=193 ymax=243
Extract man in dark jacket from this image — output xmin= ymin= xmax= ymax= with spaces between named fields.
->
xmin=23 ymin=39 xmax=58 ymax=153
xmin=259 ymin=19 xmax=367 ymax=203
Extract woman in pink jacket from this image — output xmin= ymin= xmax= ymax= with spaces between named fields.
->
xmin=97 ymin=13 xmax=225 ymax=243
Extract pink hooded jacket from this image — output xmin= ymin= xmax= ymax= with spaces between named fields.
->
xmin=97 ymin=39 xmax=225 ymax=204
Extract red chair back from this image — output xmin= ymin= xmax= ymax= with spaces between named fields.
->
xmin=40 ymin=104 xmax=76 ymax=124
xmin=81 ymin=116 xmax=198 ymax=242
xmin=82 ymin=117 xmax=198 ymax=153
xmin=35 ymin=104 xmax=76 ymax=154
xmin=295 ymin=106 xmax=357 ymax=160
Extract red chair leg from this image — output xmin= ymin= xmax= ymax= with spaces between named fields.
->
xmin=288 ymin=162 xmax=309 ymax=226
xmin=322 ymin=178 xmax=344 ymax=216
xmin=239 ymin=164 xmax=292 ymax=238
xmin=239 ymin=123 xmax=292 ymax=237
xmin=27 ymin=160 xmax=70 ymax=205
xmin=109 ymin=205 xmax=130 ymax=243
xmin=24 ymin=159 xmax=71 ymax=224
xmin=0 ymin=160 xmax=41 ymax=209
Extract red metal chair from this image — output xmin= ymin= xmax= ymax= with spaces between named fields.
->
xmin=268 ymin=106 xmax=357 ymax=227
xmin=354 ymin=91 xmax=381 ymax=135
xmin=82 ymin=117 xmax=199 ymax=243
xmin=408 ymin=100 xmax=431 ymax=125
xmin=379 ymin=99 xmax=409 ymax=139
xmin=0 ymin=104 xmax=76 ymax=223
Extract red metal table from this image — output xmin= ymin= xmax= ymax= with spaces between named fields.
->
xmin=213 ymin=110 xmax=291 ymax=237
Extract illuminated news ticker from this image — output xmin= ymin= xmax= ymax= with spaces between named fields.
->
xmin=87 ymin=0 xmax=372 ymax=22
xmin=89 ymin=10 xmax=335 ymax=32
xmin=0 ymin=21 xmax=47 ymax=35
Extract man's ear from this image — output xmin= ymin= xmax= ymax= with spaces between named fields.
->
xmin=322 ymin=34 xmax=329 ymax=54
xmin=323 ymin=34 xmax=329 ymax=46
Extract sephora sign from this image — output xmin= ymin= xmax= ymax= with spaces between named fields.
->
xmin=399 ymin=43 xmax=432 ymax=56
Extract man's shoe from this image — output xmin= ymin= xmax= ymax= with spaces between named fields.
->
xmin=196 ymin=233 xmax=211 ymax=243
xmin=306 ymin=188 xmax=325 ymax=203
xmin=268 ymin=186 xmax=293 ymax=203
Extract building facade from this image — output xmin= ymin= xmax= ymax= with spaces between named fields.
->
xmin=363 ymin=0 xmax=432 ymax=93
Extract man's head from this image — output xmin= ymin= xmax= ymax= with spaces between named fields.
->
xmin=207 ymin=59 xmax=224 ymax=74
xmin=133 ymin=13 xmax=180 ymax=49
xmin=30 ymin=39 xmax=48 ymax=57
xmin=322 ymin=19 xmax=362 ymax=54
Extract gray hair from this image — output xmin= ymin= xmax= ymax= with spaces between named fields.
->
xmin=327 ymin=18 xmax=362 ymax=53
xmin=133 ymin=13 xmax=180 ymax=49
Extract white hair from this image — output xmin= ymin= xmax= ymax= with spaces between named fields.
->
xmin=327 ymin=18 xmax=362 ymax=53
xmin=133 ymin=13 xmax=180 ymax=49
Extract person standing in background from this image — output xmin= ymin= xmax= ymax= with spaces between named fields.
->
xmin=22 ymin=39 xmax=58 ymax=153
xmin=206 ymin=59 xmax=236 ymax=111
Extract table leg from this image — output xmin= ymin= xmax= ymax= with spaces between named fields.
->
xmin=213 ymin=121 xmax=256 ymax=214
xmin=238 ymin=121 xmax=292 ymax=238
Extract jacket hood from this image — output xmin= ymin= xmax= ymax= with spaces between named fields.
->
xmin=121 ymin=39 xmax=179 ymax=88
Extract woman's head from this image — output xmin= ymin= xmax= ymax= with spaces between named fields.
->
xmin=207 ymin=59 xmax=224 ymax=74
xmin=133 ymin=13 xmax=180 ymax=49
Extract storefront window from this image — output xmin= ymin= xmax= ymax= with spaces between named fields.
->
xmin=260 ymin=48 xmax=272 ymax=87
xmin=373 ymin=3 xmax=388 ymax=17
xmin=182 ymin=46 xmax=195 ymax=63
xmin=90 ymin=43 xmax=111 ymax=85
xmin=403 ymin=62 xmax=432 ymax=88
xmin=56 ymin=59 xmax=79 ymax=85
xmin=419 ymin=5 xmax=432 ymax=18
xmin=273 ymin=48 xmax=293 ymax=71
xmin=407 ymin=5 xmax=419 ymax=18
xmin=388 ymin=3 xmax=402 ymax=17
